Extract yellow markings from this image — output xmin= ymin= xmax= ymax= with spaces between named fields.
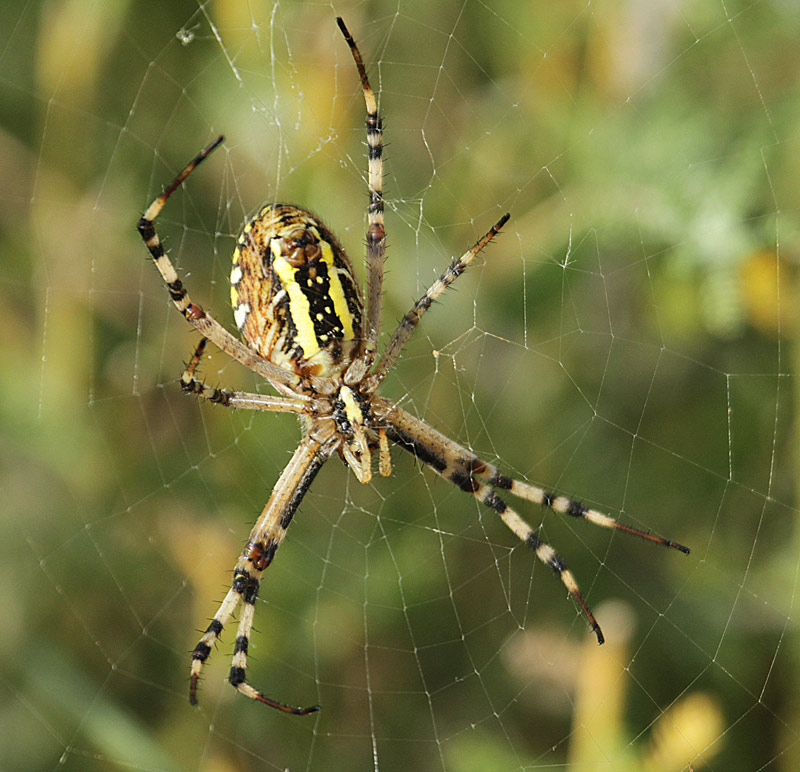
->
xmin=268 ymin=229 xmax=357 ymax=361
xmin=271 ymin=240 xmax=321 ymax=359
xmin=339 ymin=385 xmax=363 ymax=426
xmin=339 ymin=385 xmax=371 ymax=483
xmin=318 ymin=239 xmax=354 ymax=339
xmin=227 ymin=204 xmax=363 ymax=376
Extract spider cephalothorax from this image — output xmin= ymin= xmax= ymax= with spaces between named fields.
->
xmin=137 ymin=17 xmax=688 ymax=715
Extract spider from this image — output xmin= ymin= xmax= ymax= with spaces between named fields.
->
xmin=137 ymin=18 xmax=689 ymax=715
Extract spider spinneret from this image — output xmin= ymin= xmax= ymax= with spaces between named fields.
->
xmin=136 ymin=17 xmax=689 ymax=716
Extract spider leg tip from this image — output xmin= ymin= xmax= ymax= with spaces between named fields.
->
xmin=201 ymin=136 xmax=225 ymax=159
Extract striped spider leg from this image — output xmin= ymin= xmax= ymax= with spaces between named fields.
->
xmin=180 ymin=343 xmax=335 ymax=713
xmin=180 ymin=338 xmax=309 ymax=413
xmin=337 ymin=17 xmax=384 ymax=374
xmin=188 ymin=424 xmax=335 ymax=714
xmin=374 ymin=398 xmax=690 ymax=644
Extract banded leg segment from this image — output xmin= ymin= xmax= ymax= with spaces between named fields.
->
xmin=377 ymin=397 xmax=690 ymax=642
xmin=367 ymin=213 xmax=510 ymax=390
xmin=477 ymin=479 xmax=604 ymax=644
xmin=190 ymin=432 xmax=331 ymax=713
xmin=376 ymin=397 xmax=690 ymax=553
xmin=190 ymin=585 xmax=243 ymax=703
xmin=180 ymin=338 xmax=311 ymax=413
xmin=337 ymin=17 xmax=385 ymax=365
xmin=384 ymin=417 xmax=603 ymax=643
xmin=478 ymin=467 xmax=691 ymax=554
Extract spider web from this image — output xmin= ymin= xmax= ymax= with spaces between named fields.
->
xmin=2 ymin=1 xmax=797 ymax=770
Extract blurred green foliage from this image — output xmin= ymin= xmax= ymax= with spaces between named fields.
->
xmin=1 ymin=1 xmax=798 ymax=771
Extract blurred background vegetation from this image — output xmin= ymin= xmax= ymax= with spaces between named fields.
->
xmin=1 ymin=1 xmax=798 ymax=770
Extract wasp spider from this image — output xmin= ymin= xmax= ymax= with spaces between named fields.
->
xmin=137 ymin=18 xmax=689 ymax=715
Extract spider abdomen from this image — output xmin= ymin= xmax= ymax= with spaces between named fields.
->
xmin=230 ymin=203 xmax=365 ymax=378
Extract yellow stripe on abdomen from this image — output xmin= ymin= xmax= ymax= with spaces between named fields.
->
xmin=271 ymin=248 xmax=321 ymax=360
xmin=319 ymin=239 xmax=355 ymax=341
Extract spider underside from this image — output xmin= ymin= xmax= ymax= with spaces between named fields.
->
xmin=137 ymin=18 xmax=689 ymax=715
